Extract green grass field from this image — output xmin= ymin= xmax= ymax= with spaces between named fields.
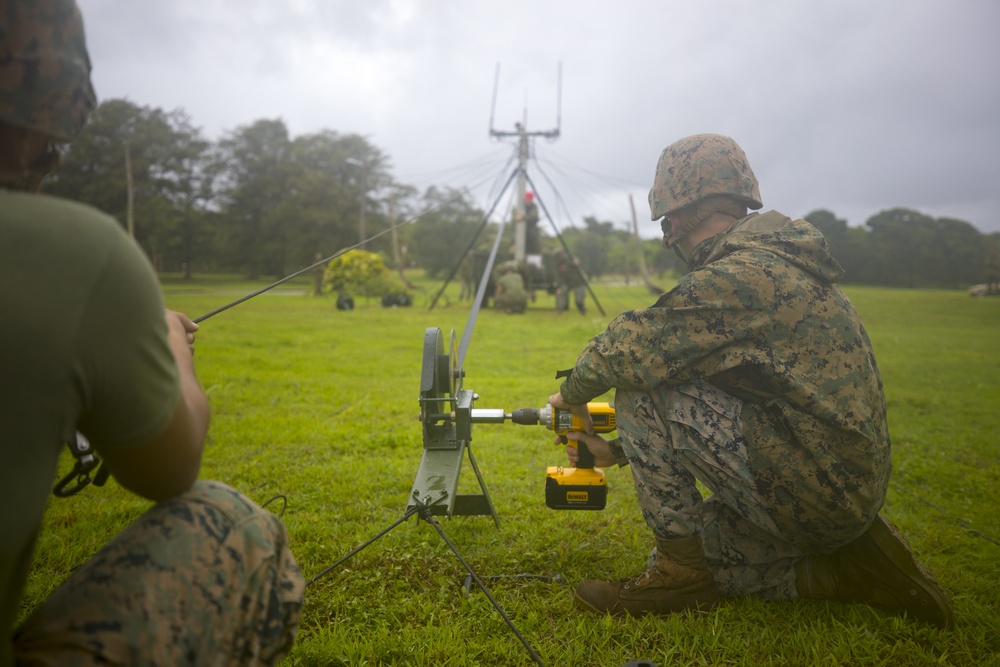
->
xmin=23 ymin=273 xmax=1000 ymax=666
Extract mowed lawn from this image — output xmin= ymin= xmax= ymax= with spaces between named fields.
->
xmin=23 ymin=274 xmax=1000 ymax=666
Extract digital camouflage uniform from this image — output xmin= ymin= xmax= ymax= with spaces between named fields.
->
xmin=560 ymin=210 xmax=891 ymax=600
xmin=13 ymin=482 xmax=304 ymax=667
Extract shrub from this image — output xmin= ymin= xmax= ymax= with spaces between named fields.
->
xmin=322 ymin=250 xmax=402 ymax=300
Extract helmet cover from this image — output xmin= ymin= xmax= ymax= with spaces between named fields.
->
xmin=0 ymin=0 xmax=97 ymax=142
xmin=648 ymin=133 xmax=762 ymax=221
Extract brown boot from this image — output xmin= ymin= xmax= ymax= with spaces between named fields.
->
xmin=574 ymin=535 xmax=720 ymax=617
xmin=796 ymin=514 xmax=954 ymax=629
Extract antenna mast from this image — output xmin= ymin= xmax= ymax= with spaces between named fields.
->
xmin=489 ymin=62 xmax=562 ymax=263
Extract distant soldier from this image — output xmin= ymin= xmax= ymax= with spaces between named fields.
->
xmin=523 ymin=191 xmax=541 ymax=255
xmin=494 ymin=261 xmax=527 ymax=314
xmin=554 ymin=250 xmax=587 ymax=315
xmin=458 ymin=254 xmax=475 ymax=301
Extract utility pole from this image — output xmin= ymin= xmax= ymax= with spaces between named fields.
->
xmin=489 ymin=63 xmax=561 ymax=264
xmin=629 ymin=193 xmax=662 ymax=295
xmin=124 ymin=142 xmax=134 ymax=239
xmin=389 ymin=192 xmax=416 ymax=289
xmin=346 ymin=157 xmax=367 ymax=245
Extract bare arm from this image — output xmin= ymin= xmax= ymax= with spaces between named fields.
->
xmin=560 ymin=431 xmax=619 ymax=468
xmin=99 ymin=310 xmax=210 ymax=502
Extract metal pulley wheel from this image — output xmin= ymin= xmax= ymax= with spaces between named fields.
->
xmin=420 ymin=327 xmax=461 ymax=406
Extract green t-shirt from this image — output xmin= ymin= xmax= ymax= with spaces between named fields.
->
xmin=0 ymin=191 xmax=179 ymax=661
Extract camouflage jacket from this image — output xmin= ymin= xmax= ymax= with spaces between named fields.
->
xmin=560 ymin=211 xmax=890 ymax=460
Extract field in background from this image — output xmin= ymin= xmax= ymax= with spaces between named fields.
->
xmin=23 ymin=274 xmax=1000 ymax=666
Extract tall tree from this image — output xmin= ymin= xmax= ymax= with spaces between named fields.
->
xmin=336 ymin=133 xmax=393 ymax=253
xmin=46 ymin=99 xmax=211 ymax=272
xmin=408 ymin=186 xmax=487 ymax=279
xmin=276 ymin=130 xmax=366 ymax=270
xmin=934 ymin=217 xmax=986 ymax=287
xmin=210 ymin=126 xmax=397 ymax=278
xmin=211 ymin=119 xmax=294 ymax=278
xmin=865 ymin=208 xmax=939 ymax=288
xmin=561 ymin=216 xmax=629 ymax=277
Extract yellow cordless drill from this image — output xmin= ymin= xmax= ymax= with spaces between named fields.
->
xmin=508 ymin=402 xmax=616 ymax=510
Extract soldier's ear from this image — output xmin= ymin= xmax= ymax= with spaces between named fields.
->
xmin=0 ymin=124 xmax=61 ymax=191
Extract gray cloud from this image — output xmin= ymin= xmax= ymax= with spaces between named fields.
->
xmin=76 ymin=0 xmax=1000 ymax=236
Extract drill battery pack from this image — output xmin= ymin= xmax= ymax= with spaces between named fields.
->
xmin=545 ymin=466 xmax=607 ymax=510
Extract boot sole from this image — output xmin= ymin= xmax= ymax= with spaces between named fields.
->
xmin=573 ymin=588 xmax=720 ymax=617
xmin=853 ymin=515 xmax=954 ymax=629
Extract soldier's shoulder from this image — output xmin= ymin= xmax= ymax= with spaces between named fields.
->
xmin=730 ymin=210 xmax=793 ymax=234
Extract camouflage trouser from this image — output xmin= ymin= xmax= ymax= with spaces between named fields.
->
xmin=615 ymin=381 xmax=877 ymax=600
xmin=556 ymin=286 xmax=586 ymax=314
xmin=13 ymin=481 xmax=305 ymax=667
xmin=495 ymin=294 xmax=527 ymax=313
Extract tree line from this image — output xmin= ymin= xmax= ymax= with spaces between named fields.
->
xmin=560 ymin=209 xmax=1000 ymax=290
xmin=45 ymin=99 xmax=998 ymax=290
xmin=45 ymin=99 xmax=487 ymax=283
xmin=805 ymin=209 xmax=997 ymax=289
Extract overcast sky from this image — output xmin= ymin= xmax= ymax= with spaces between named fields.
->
xmin=75 ymin=0 xmax=1000 ymax=238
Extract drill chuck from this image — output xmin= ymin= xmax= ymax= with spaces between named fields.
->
xmin=509 ymin=407 xmax=541 ymax=426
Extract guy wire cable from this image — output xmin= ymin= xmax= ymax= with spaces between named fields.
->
xmin=427 ymin=165 xmax=519 ymax=312
xmin=305 ymin=502 xmax=425 ymax=587
xmin=524 ymin=171 xmax=606 ymax=317
xmin=304 ymin=492 xmax=549 ymax=667
xmin=416 ymin=501 xmax=548 ymax=667
xmin=532 ymin=152 xmax=664 ymax=314
xmin=456 ymin=167 xmax=520 ymax=369
xmin=529 ymin=153 xmax=578 ymax=231
xmin=191 ymin=159 xmax=546 ymax=664
xmin=400 ymin=146 xmax=512 ymax=185
xmin=192 ymin=182 xmax=495 ymax=324
xmin=894 ymin=483 xmax=1000 ymax=547
xmin=531 ymin=150 xmax=635 ymax=237
xmin=485 ymin=152 xmax=520 ymax=211
xmin=537 ymin=146 xmax=645 ymax=201
xmin=457 ymin=212 xmax=506 ymax=369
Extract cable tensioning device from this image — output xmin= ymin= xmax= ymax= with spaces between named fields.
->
xmin=470 ymin=402 xmax=616 ymax=510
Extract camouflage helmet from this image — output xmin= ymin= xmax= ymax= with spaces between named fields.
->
xmin=648 ymin=134 xmax=762 ymax=221
xmin=0 ymin=0 xmax=97 ymax=142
